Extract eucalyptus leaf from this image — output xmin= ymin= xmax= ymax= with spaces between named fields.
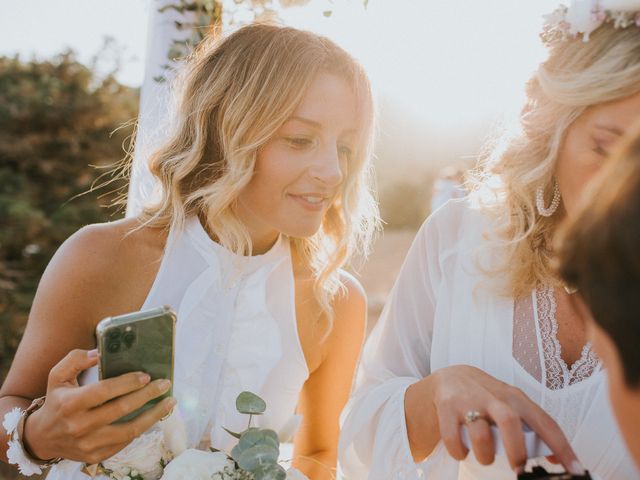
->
xmin=260 ymin=429 xmax=279 ymax=447
xmin=238 ymin=428 xmax=263 ymax=450
xmin=231 ymin=443 xmax=244 ymax=462
xmin=238 ymin=428 xmax=279 ymax=451
xmin=236 ymin=391 xmax=266 ymax=415
xmin=252 ymin=463 xmax=287 ymax=480
xmin=223 ymin=427 xmax=242 ymax=439
xmin=237 ymin=444 xmax=279 ymax=471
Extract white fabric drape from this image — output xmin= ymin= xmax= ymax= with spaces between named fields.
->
xmin=126 ymin=0 xmax=196 ymax=218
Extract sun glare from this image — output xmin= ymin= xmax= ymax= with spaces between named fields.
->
xmin=281 ymin=0 xmax=559 ymax=128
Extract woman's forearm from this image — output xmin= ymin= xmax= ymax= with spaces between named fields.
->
xmin=404 ymin=373 xmax=441 ymax=462
xmin=293 ymin=449 xmax=336 ymax=480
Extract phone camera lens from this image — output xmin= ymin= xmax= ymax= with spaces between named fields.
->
xmin=107 ymin=341 xmax=121 ymax=353
xmin=122 ymin=331 xmax=136 ymax=347
xmin=107 ymin=328 xmax=121 ymax=341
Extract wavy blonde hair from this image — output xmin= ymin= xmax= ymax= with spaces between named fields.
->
xmin=137 ymin=24 xmax=379 ymax=331
xmin=473 ymin=23 xmax=640 ymax=297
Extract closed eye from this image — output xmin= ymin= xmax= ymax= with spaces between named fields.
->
xmin=285 ymin=137 xmax=315 ymax=149
xmin=592 ymin=142 xmax=609 ymax=157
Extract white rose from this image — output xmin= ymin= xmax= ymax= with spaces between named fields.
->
xmin=102 ymin=431 xmax=166 ymax=480
xmin=286 ymin=467 xmax=309 ymax=480
xmin=601 ymin=0 xmax=640 ymax=11
xmin=160 ymin=408 xmax=187 ymax=457
xmin=160 ymin=449 xmax=234 ymax=480
xmin=566 ymin=0 xmax=604 ymax=37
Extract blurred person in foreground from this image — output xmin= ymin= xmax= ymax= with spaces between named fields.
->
xmin=339 ymin=1 xmax=640 ymax=478
xmin=557 ymin=121 xmax=640 ymax=470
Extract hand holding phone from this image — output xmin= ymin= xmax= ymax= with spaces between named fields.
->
xmin=22 ymin=347 xmax=176 ymax=464
xmin=461 ymin=425 xmax=592 ymax=479
xmin=96 ymin=305 xmax=176 ymax=422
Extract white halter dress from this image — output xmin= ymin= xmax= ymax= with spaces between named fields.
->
xmin=47 ymin=217 xmax=309 ymax=479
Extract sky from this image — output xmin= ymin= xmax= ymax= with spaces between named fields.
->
xmin=1 ymin=0 xmax=559 ymax=130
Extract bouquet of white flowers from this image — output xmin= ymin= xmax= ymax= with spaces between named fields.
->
xmin=95 ymin=392 xmax=308 ymax=480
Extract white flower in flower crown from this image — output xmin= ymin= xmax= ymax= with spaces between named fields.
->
xmin=565 ymin=0 xmax=605 ymax=39
xmin=601 ymin=0 xmax=640 ymax=11
xmin=159 ymin=449 xmax=234 ymax=480
xmin=102 ymin=431 xmax=167 ymax=480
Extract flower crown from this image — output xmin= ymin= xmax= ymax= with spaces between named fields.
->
xmin=542 ymin=0 xmax=640 ymax=45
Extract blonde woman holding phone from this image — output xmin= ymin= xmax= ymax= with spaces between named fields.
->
xmin=0 ymin=24 xmax=379 ymax=480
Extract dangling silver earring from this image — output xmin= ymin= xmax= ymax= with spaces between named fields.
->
xmin=536 ymin=179 xmax=561 ymax=217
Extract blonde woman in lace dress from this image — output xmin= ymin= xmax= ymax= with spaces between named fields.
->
xmin=339 ymin=3 xmax=640 ymax=479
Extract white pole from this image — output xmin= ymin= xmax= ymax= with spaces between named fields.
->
xmin=126 ymin=0 xmax=197 ymax=217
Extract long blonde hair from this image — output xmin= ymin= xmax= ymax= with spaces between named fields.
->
xmin=138 ymin=24 xmax=379 ymax=330
xmin=473 ymin=23 xmax=640 ymax=297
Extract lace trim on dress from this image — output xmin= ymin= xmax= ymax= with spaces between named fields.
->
xmin=535 ymin=286 xmax=600 ymax=390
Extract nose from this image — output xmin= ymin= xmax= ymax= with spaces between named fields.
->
xmin=309 ymin=145 xmax=345 ymax=188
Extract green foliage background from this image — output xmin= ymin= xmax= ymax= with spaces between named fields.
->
xmin=0 ymin=52 xmax=136 ymax=382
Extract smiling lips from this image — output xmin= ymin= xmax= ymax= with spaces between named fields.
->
xmin=288 ymin=193 xmax=328 ymax=212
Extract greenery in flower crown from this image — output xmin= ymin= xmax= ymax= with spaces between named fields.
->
xmin=155 ymin=0 xmax=369 ymax=82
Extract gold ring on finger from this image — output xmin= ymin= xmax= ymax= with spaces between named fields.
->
xmin=464 ymin=410 xmax=485 ymax=424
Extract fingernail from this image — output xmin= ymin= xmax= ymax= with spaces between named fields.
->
xmin=158 ymin=379 xmax=172 ymax=391
xmin=165 ymin=397 xmax=177 ymax=410
xmin=87 ymin=349 xmax=98 ymax=358
xmin=139 ymin=373 xmax=151 ymax=384
xmin=569 ymin=460 xmax=586 ymax=474
xmin=514 ymin=465 xmax=525 ymax=475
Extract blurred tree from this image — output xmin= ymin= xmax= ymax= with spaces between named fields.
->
xmin=0 ymin=52 xmax=137 ymax=381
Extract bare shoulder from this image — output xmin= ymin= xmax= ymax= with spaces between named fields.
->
xmin=35 ymin=217 xmax=167 ymax=330
xmin=56 ymin=217 xmax=165 ymax=269
xmin=0 ymin=218 xmax=168 ymax=398
xmin=334 ymin=270 xmax=367 ymax=311
xmin=329 ymin=270 xmax=367 ymax=341
xmin=292 ymin=255 xmax=367 ymax=371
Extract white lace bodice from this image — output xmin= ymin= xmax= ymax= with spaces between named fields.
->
xmin=513 ymin=286 xmax=600 ymax=392
xmin=511 ymin=285 xmax=604 ymax=475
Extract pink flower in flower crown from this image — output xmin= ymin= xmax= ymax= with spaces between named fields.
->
xmin=592 ymin=7 xmax=607 ymax=22
xmin=566 ymin=0 xmax=606 ymax=40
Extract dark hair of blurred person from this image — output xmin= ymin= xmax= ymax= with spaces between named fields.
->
xmin=557 ymin=120 xmax=640 ymax=468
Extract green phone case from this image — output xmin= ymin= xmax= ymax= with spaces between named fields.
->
xmin=96 ymin=305 xmax=176 ymax=423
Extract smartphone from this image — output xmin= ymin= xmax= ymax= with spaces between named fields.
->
xmin=96 ymin=305 xmax=176 ymax=423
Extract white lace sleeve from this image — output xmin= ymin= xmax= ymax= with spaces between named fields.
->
xmin=339 ymin=207 xmax=447 ymax=480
